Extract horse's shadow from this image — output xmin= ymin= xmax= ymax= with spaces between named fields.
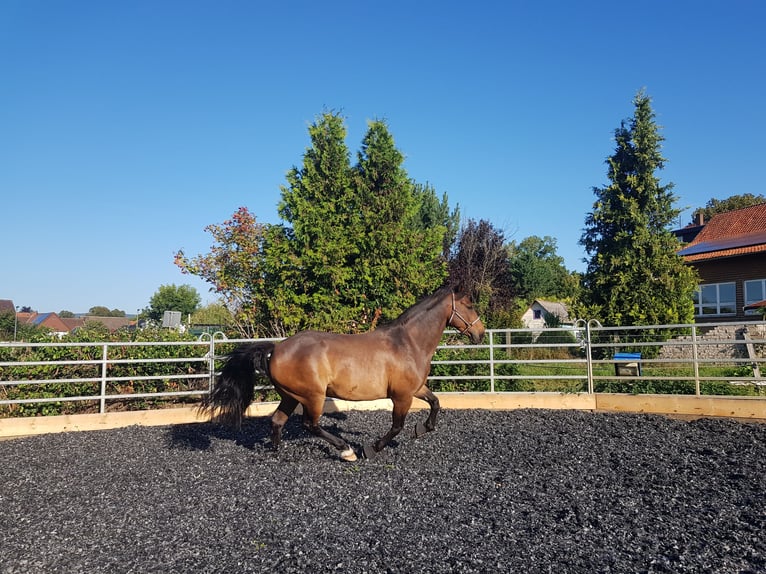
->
xmin=166 ymin=411 xmax=359 ymax=453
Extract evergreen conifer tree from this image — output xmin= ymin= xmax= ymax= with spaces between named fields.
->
xmin=178 ymin=111 xmax=456 ymax=335
xmin=579 ymin=91 xmax=697 ymax=326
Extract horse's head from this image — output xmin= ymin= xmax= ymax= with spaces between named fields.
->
xmin=448 ymin=291 xmax=485 ymax=344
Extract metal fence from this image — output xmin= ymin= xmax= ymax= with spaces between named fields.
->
xmin=1 ymin=321 xmax=764 ymax=417
xmin=469 ymin=320 xmax=765 ymax=395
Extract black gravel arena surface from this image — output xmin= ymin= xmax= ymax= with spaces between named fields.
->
xmin=2 ymin=408 xmax=765 ymax=573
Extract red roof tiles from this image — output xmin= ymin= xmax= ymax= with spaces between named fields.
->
xmin=679 ymin=203 xmax=766 ymax=262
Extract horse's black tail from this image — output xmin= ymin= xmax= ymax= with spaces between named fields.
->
xmin=199 ymin=341 xmax=276 ymax=430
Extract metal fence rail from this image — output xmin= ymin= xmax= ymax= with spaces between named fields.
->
xmin=1 ymin=321 xmax=764 ymax=416
xmin=0 ymin=338 xmax=223 ymax=415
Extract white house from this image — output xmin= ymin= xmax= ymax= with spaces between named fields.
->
xmin=521 ymin=299 xmax=570 ymax=329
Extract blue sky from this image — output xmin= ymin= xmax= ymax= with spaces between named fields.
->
xmin=2 ymin=1 xmax=764 ymax=314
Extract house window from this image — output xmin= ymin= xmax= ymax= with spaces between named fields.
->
xmin=745 ymin=279 xmax=766 ymax=315
xmin=693 ymin=282 xmax=736 ymax=316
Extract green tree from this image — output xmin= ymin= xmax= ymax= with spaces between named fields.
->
xmin=190 ymin=303 xmax=234 ymax=328
xmin=351 ymin=120 xmax=449 ymax=325
xmin=146 ymin=284 xmax=201 ymax=322
xmin=276 ymin=111 xmax=360 ymax=330
xmin=178 ymin=111 xmax=454 ymax=336
xmin=579 ymin=90 xmax=697 ymax=326
xmin=0 ymin=310 xmax=15 ymax=340
xmin=692 ymin=193 xmax=765 ymax=223
xmin=508 ymin=236 xmax=578 ymax=303
xmin=175 ymin=207 xmax=269 ymax=337
xmin=277 ymin=114 xmax=453 ymax=331
xmin=89 ymin=306 xmax=110 ymax=316
xmin=88 ymin=306 xmax=125 ymax=317
xmin=412 ymin=182 xmax=460 ymax=259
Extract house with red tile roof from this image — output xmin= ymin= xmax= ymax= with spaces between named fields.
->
xmin=14 ymin=312 xmax=132 ymax=336
xmin=21 ymin=312 xmax=72 ymax=336
xmin=678 ymin=202 xmax=766 ymax=320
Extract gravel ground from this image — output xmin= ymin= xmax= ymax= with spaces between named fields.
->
xmin=1 ymin=408 xmax=765 ymax=573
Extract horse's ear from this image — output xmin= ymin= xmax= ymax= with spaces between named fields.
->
xmin=446 ymin=278 xmax=463 ymax=294
xmin=448 ymin=279 xmax=470 ymax=300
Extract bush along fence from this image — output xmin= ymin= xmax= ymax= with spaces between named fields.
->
xmin=1 ymin=321 xmax=764 ymax=417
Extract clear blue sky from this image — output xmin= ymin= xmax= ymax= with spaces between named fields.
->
xmin=2 ymin=0 xmax=764 ymax=314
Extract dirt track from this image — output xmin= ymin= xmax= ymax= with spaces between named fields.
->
xmin=2 ymin=409 xmax=765 ymax=573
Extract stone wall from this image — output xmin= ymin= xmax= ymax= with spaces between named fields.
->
xmin=659 ymin=323 xmax=766 ymax=361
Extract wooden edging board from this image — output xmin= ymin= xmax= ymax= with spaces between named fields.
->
xmin=1 ymin=392 xmax=764 ymax=439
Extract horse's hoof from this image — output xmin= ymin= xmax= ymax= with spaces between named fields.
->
xmin=340 ymin=447 xmax=357 ymax=462
xmin=412 ymin=421 xmax=428 ymax=439
xmin=362 ymin=444 xmax=378 ymax=459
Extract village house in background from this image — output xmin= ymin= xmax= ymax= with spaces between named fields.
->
xmin=676 ymin=203 xmax=766 ymax=321
xmin=521 ymin=299 xmax=570 ymax=330
xmin=19 ymin=311 xmax=133 ymax=336
xmin=0 ymin=302 xmax=134 ymax=338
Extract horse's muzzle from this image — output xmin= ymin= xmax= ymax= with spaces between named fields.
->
xmin=468 ymin=323 xmax=486 ymax=345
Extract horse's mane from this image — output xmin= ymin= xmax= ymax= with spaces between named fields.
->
xmin=384 ymin=284 xmax=455 ymax=329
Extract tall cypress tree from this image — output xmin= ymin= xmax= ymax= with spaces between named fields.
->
xmin=353 ymin=120 xmax=448 ymax=324
xmin=579 ymin=90 xmax=697 ymax=326
xmin=179 ymin=111 xmax=456 ymax=336
xmin=412 ymin=182 xmax=460 ymax=260
xmin=276 ymin=111 xmax=359 ymax=329
xmin=274 ymin=112 xmax=451 ymax=332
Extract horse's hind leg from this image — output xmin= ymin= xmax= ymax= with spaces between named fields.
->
xmin=301 ymin=398 xmax=357 ymax=462
xmin=271 ymin=396 xmax=299 ymax=451
xmin=364 ymin=396 xmax=413 ymax=458
xmin=412 ymin=386 xmax=440 ymax=438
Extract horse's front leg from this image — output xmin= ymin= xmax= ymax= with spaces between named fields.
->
xmin=363 ymin=396 xmax=412 ymax=458
xmin=412 ymin=385 xmax=439 ymax=438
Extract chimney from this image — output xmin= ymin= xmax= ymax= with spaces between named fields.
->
xmin=693 ymin=211 xmax=704 ymax=226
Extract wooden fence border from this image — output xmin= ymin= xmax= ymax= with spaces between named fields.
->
xmin=1 ymin=392 xmax=764 ymax=439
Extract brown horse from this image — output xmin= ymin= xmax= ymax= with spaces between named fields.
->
xmin=201 ymin=285 xmax=484 ymax=460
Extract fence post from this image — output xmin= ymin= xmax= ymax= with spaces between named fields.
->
xmin=743 ymin=327 xmax=761 ymax=378
xmin=489 ymin=330 xmax=495 ymax=393
xmin=208 ymin=336 xmax=217 ymax=395
xmin=585 ymin=321 xmax=594 ymax=394
xmin=100 ymin=343 xmax=108 ymax=414
xmin=692 ymin=325 xmax=701 ymax=396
